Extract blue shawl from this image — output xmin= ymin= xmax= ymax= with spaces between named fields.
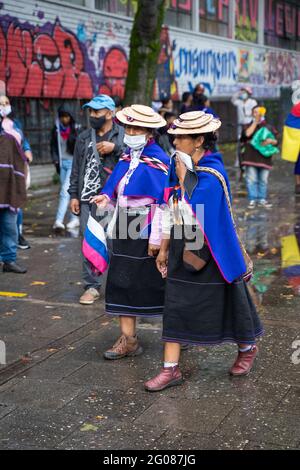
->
xmin=101 ymin=141 xmax=170 ymax=205
xmin=165 ymin=151 xmax=247 ymax=283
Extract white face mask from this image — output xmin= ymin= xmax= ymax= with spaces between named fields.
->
xmin=0 ymin=105 xmax=12 ymax=117
xmin=124 ymin=133 xmax=147 ymax=150
xmin=175 ymin=150 xmax=193 ymax=171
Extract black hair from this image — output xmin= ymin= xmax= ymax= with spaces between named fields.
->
xmin=197 ymin=94 xmax=209 ymax=108
xmin=191 ymin=131 xmax=218 ymax=152
xmin=182 ymin=91 xmax=192 ymax=102
xmin=161 ymin=97 xmax=172 ymax=106
xmin=164 ymin=111 xmax=176 ymax=121
xmin=112 ymin=95 xmax=123 ymax=108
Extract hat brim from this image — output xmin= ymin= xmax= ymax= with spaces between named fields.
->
xmin=116 ymin=109 xmax=166 ymax=128
xmin=82 ymin=101 xmax=111 ymax=110
xmin=168 ymin=119 xmax=221 ymax=135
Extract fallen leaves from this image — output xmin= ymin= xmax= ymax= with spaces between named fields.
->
xmin=80 ymin=424 xmax=99 ymax=432
xmin=0 ymin=291 xmax=28 ymax=298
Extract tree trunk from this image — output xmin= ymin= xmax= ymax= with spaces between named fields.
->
xmin=124 ymin=0 xmax=166 ymax=106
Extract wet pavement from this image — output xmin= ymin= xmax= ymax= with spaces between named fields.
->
xmin=0 ymin=151 xmax=300 ymax=450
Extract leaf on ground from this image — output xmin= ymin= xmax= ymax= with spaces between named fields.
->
xmin=95 ymin=415 xmax=107 ymax=420
xmin=80 ymin=423 xmax=98 ymax=432
xmin=30 ymin=281 xmax=47 ymax=286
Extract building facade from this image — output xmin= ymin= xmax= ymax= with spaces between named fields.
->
xmin=0 ymin=0 xmax=300 ymax=161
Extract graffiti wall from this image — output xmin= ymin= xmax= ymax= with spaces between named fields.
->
xmin=172 ymin=28 xmax=300 ymax=99
xmin=0 ymin=0 xmax=300 ymax=101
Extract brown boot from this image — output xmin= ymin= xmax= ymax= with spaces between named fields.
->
xmin=103 ymin=334 xmax=143 ymax=360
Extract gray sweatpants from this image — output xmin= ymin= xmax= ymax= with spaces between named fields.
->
xmin=80 ymin=202 xmax=102 ymax=291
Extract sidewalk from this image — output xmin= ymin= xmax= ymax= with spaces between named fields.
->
xmin=0 ymin=154 xmax=300 ymax=450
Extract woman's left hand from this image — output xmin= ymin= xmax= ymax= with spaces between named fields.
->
xmin=175 ymin=156 xmax=187 ymax=183
xmin=148 ymin=244 xmax=160 ymax=257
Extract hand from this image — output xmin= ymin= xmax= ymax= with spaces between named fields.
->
xmin=175 ymin=156 xmax=187 ymax=184
xmin=261 ymin=138 xmax=277 ymax=146
xmin=90 ymin=194 xmax=109 ymax=208
xmin=25 ymin=150 xmax=33 ymax=163
xmin=148 ymin=244 xmax=160 ymax=257
xmin=70 ymin=198 xmax=80 ymax=215
xmin=96 ymin=141 xmax=115 ymax=155
xmin=254 ymin=115 xmax=261 ymax=124
xmin=156 ymin=249 xmax=168 ymax=278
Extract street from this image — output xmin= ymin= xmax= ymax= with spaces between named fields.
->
xmin=0 ymin=152 xmax=300 ymax=450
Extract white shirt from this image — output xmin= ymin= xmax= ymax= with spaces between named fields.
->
xmin=231 ymin=92 xmax=258 ymax=125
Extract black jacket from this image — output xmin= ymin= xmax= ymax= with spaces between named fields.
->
xmin=68 ymin=122 xmax=125 ymax=201
xmin=50 ymin=103 xmax=80 ymax=165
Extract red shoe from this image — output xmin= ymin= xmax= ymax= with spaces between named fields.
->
xmin=229 ymin=345 xmax=258 ymax=376
xmin=144 ymin=366 xmax=183 ymax=392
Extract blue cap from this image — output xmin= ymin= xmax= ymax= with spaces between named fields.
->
xmin=82 ymin=94 xmax=115 ymax=111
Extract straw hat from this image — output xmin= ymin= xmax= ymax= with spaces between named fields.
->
xmin=116 ymin=104 xmax=166 ymax=128
xmin=167 ymin=111 xmax=221 ymax=135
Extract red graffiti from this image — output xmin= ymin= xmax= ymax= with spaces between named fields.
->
xmin=154 ymin=26 xmax=179 ymax=101
xmin=98 ymin=47 xmax=128 ymax=99
xmin=265 ymin=51 xmax=294 ymax=85
xmin=0 ymin=19 xmax=93 ymax=99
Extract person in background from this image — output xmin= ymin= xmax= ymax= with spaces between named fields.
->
xmin=51 ymin=104 xmax=81 ymax=231
xmin=69 ymin=95 xmax=125 ymax=305
xmin=180 ymin=92 xmax=193 ymax=114
xmin=231 ymin=87 xmax=257 ymax=167
xmin=281 ymin=101 xmax=300 ymax=194
xmin=159 ymin=96 xmax=173 ymax=118
xmin=0 ymin=95 xmax=33 ymax=250
xmin=0 ymin=115 xmax=27 ymax=273
xmin=157 ymin=111 xmax=176 ymax=156
xmin=193 ymin=95 xmax=219 ymax=118
xmin=241 ymin=106 xmax=279 ymax=210
xmin=112 ymin=95 xmax=123 ymax=114
xmin=192 ymin=83 xmax=205 ymax=107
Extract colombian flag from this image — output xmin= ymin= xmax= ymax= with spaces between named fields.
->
xmin=282 ymin=103 xmax=300 ymax=163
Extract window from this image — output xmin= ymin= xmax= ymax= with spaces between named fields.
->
xmin=235 ymin=0 xmax=259 ymax=43
xmin=165 ymin=0 xmax=193 ymax=29
xmin=199 ymin=0 xmax=230 ymax=37
xmin=264 ymin=0 xmax=300 ymax=51
xmin=95 ymin=0 xmax=137 ymax=17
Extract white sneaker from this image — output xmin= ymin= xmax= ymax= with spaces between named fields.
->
xmin=79 ymin=288 xmax=100 ymax=305
xmin=53 ymin=220 xmax=65 ymax=230
xmin=258 ymin=199 xmax=273 ymax=209
xmin=66 ymin=218 xmax=80 ymax=230
xmin=247 ymin=200 xmax=256 ymax=209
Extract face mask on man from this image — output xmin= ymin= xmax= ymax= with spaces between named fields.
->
xmin=89 ymin=115 xmax=107 ymax=130
xmin=124 ymin=133 xmax=147 ymax=150
xmin=240 ymin=93 xmax=248 ymax=101
xmin=0 ymin=105 xmax=12 ymax=117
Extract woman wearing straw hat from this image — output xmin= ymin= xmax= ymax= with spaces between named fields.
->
xmin=144 ymin=111 xmax=264 ymax=392
xmin=91 ymin=105 xmax=169 ymax=360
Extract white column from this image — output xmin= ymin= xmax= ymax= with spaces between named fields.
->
xmin=228 ymin=0 xmax=236 ymax=40
xmin=258 ymin=0 xmax=265 ymax=44
xmin=192 ymin=0 xmax=200 ymax=32
xmin=85 ymin=0 xmax=95 ymax=8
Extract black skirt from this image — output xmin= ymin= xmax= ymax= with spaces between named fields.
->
xmin=105 ymin=208 xmax=165 ymax=317
xmin=162 ymin=228 xmax=264 ymax=345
